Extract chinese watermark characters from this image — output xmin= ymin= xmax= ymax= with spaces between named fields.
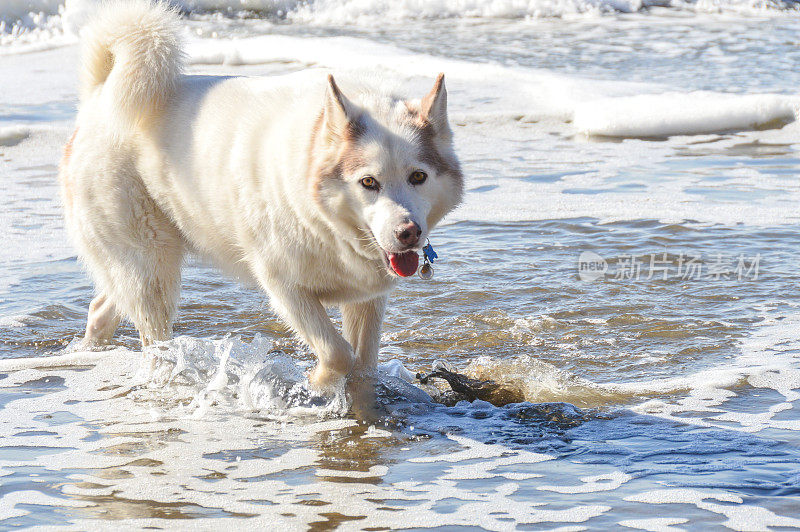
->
xmin=578 ymin=251 xmax=760 ymax=282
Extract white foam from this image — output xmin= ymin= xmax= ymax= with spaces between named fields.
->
xmin=0 ymin=348 xmax=123 ymax=371
xmin=625 ymin=488 xmax=742 ymax=505
xmin=538 ymin=471 xmax=632 ymax=494
xmin=410 ymin=433 xmax=512 ymax=463
xmin=315 ymin=465 xmax=389 ymax=478
xmin=286 ymin=0 xmax=642 ymax=24
xmin=619 ymin=517 xmax=690 ymax=531
xmin=575 ymin=92 xmax=799 ymax=138
xmin=0 ymin=0 xmax=63 ymax=23
xmin=0 ymin=125 xmax=31 ymax=146
xmin=3 ymin=0 xmax=797 ymax=30
xmin=0 ymin=490 xmax=92 ymax=521
xmin=293 ymin=0 xmax=800 ymax=21
xmin=439 ymin=447 xmax=554 ymax=481
xmin=0 ymin=313 xmax=42 ymax=328
xmin=362 ymin=425 xmax=393 ymax=438
xmin=625 ymin=488 xmax=800 ymax=531
xmin=378 ymin=358 xmax=417 ymax=382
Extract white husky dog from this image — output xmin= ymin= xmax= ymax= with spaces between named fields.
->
xmin=60 ymin=1 xmax=463 ymax=389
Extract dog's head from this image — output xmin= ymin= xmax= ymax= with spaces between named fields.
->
xmin=309 ymin=74 xmax=464 ymax=278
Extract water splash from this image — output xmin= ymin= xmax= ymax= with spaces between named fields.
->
xmin=140 ymin=335 xmax=351 ymax=420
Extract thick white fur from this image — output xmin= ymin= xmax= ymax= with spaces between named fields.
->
xmin=80 ymin=0 xmax=183 ymax=132
xmin=61 ymin=0 xmax=463 ymax=390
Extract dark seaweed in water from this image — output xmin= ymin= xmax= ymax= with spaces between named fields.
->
xmin=416 ymin=366 xmax=524 ymax=407
xmin=411 ymin=366 xmax=595 ymax=446
xmin=415 ymin=366 xmax=597 ymax=441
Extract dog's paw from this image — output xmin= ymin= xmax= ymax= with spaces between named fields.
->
xmin=308 ymin=364 xmax=347 ymax=391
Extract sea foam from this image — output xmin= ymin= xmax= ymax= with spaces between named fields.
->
xmin=574 ymin=92 xmax=799 ymax=138
xmin=2 ymin=0 xmax=799 ymax=40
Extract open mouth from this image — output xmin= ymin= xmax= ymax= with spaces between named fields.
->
xmin=383 ymin=250 xmax=420 ymax=277
xmin=364 ymin=228 xmax=421 ymax=277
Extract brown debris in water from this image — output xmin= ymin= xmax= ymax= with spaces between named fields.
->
xmin=416 ymin=367 xmax=525 ymax=407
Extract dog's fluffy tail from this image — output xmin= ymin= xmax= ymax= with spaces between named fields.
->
xmin=80 ymin=0 xmax=183 ymax=131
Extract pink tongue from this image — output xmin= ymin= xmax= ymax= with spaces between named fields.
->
xmin=388 ymin=251 xmax=419 ymax=277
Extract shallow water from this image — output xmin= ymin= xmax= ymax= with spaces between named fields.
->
xmin=2 ymin=1 xmax=800 ymax=530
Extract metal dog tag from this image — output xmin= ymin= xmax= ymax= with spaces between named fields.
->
xmin=418 ymin=262 xmax=433 ymax=280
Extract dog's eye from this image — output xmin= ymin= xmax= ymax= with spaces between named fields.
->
xmin=409 ymin=170 xmax=427 ymax=185
xmin=360 ymin=176 xmax=379 ymax=190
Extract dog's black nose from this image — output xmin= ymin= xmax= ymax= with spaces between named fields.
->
xmin=395 ymin=221 xmax=422 ymax=248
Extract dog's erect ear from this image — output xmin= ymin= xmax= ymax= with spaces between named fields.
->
xmin=322 ymin=75 xmax=357 ymax=143
xmin=420 ymin=73 xmax=450 ymax=136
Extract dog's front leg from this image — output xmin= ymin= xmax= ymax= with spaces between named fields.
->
xmin=342 ymin=295 xmax=388 ymax=420
xmin=342 ymin=295 xmax=388 ymax=373
xmin=266 ymin=284 xmax=355 ymax=389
